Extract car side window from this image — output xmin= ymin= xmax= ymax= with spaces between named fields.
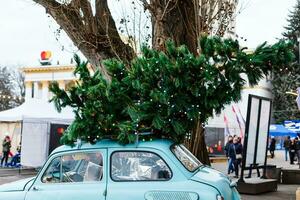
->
xmin=41 ymin=152 xmax=103 ymax=183
xmin=111 ymin=151 xmax=172 ymax=181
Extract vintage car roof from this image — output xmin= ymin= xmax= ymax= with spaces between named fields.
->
xmin=51 ymin=138 xmax=175 ymax=155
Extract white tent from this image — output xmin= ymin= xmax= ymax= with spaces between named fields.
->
xmin=0 ymin=98 xmax=74 ymax=122
xmin=0 ymin=99 xmax=74 ymax=167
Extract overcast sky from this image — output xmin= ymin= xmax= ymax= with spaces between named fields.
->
xmin=0 ymin=0 xmax=297 ymax=67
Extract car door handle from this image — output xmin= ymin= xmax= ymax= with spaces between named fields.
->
xmin=32 ymin=186 xmax=40 ymax=191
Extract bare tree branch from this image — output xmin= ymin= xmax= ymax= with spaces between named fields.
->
xmin=32 ymin=0 xmax=134 ymax=79
xmin=160 ymin=0 xmax=178 ymax=20
xmin=139 ymin=0 xmax=154 ymax=14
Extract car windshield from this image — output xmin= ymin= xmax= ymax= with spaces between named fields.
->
xmin=171 ymin=144 xmax=202 ymax=172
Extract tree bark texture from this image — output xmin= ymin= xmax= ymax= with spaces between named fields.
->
xmin=150 ymin=0 xmax=198 ymax=54
xmin=149 ymin=0 xmax=236 ymax=54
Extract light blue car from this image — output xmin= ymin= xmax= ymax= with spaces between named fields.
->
xmin=0 ymin=139 xmax=241 ymax=200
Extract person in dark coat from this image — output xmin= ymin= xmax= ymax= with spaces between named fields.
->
xmin=289 ymin=139 xmax=296 ymax=165
xmin=295 ymin=137 xmax=300 ymax=165
xmin=1 ymin=136 xmax=11 ymax=167
xmin=269 ymin=137 xmax=276 ymax=158
xmin=228 ymin=137 xmax=243 ymax=178
xmin=283 ymin=136 xmax=291 ymax=161
xmin=224 ymin=136 xmax=234 ymax=174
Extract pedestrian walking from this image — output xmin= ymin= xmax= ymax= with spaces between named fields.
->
xmin=228 ymin=137 xmax=243 ymax=178
xmin=269 ymin=137 xmax=276 ymax=158
xmin=283 ymin=136 xmax=291 ymax=161
xmin=289 ymin=139 xmax=296 ymax=165
xmin=1 ymin=136 xmax=11 ymax=167
xmin=225 ymin=135 xmax=234 ymax=174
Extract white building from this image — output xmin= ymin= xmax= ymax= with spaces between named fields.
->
xmin=0 ymin=64 xmax=76 ymax=167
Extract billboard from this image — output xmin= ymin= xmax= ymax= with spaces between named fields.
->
xmin=240 ymin=95 xmax=272 ymax=180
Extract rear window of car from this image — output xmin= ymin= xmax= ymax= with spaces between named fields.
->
xmin=171 ymin=144 xmax=202 ymax=172
xmin=110 ymin=151 xmax=172 ymax=181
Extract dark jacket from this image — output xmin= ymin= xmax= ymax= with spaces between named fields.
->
xmin=295 ymin=140 xmax=300 ymax=151
xmin=269 ymin=138 xmax=276 ymax=151
xmin=289 ymin=142 xmax=296 ymax=152
xmin=2 ymin=140 xmax=11 ymax=152
xmin=224 ymin=141 xmax=232 ymax=157
xmin=283 ymin=139 xmax=290 ymax=149
xmin=228 ymin=143 xmax=243 ymax=159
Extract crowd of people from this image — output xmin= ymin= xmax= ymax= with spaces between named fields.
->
xmin=224 ymin=135 xmax=243 ymax=178
xmin=224 ymin=134 xmax=300 ymax=179
xmin=283 ymin=135 xmax=300 ymax=165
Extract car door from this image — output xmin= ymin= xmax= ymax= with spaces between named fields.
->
xmin=107 ymin=148 xmax=199 ymax=200
xmin=25 ymin=149 xmax=107 ymax=200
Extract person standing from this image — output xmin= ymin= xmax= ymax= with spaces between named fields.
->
xmin=269 ymin=137 xmax=276 ymax=158
xmin=228 ymin=137 xmax=243 ymax=178
xmin=1 ymin=136 xmax=11 ymax=167
xmin=295 ymin=137 xmax=300 ymax=165
xmin=225 ymin=136 xmax=234 ymax=174
xmin=289 ymin=139 xmax=296 ymax=165
xmin=283 ymin=136 xmax=291 ymax=161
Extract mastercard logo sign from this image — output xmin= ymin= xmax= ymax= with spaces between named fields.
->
xmin=40 ymin=51 xmax=52 ymax=60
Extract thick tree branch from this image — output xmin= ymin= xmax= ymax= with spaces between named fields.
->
xmin=95 ymin=0 xmax=134 ymax=61
xmin=32 ymin=0 xmax=134 ymax=79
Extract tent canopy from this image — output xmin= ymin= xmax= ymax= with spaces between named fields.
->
xmin=0 ymin=99 xmax=74 ymax=122
xmin=269 ymin=124 xmax=297 ymax=137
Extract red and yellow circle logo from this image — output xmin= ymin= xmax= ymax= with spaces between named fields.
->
xmin=40 ymin=51 xmax=52 ymax=60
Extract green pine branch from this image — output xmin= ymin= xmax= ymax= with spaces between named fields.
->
xmin=49 ymin=36 xmax=295 ymax=145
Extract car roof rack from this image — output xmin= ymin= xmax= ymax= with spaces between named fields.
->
xmin=135 ymin=132 xmax=155 ymax=147
xmin=74 ymin=131 xmax=156 ymax=149
xmin=76 ymin=138 xmax=83 ymax=149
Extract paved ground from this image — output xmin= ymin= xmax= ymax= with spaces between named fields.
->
xmin=0 ymin=151 xmax=298 ymax=200
xmin=212 ymin=150 xmax=299 ymax=200
xmin=241 ymin=184 xmax=298 ymax=200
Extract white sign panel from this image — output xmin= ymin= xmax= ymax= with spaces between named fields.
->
xmin=245 ymin=98 xmax=259 ymax=166
xmin=256 ymin=100 xmax=271 ymax=164
xmin=244 ymin=95 xmax=271 ymax=167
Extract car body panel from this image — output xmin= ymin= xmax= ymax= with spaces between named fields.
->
xmin=107 ymin=179 xmax=219 ymax=200
xmin=191 ymin=167 xmax=241 ymax=200
xmin=107 ymin=146 xmax=220 ymax=200
xmin=0 ymin=191 xmax=27 ymax=200
xmin=0 ymin=177 xmax=34 ymax=192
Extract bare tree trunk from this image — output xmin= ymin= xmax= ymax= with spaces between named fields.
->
xmin=185 ymin=120 xmax=210 ymax=165
xmin=151 ymin=0 xmax=198 ymax=54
